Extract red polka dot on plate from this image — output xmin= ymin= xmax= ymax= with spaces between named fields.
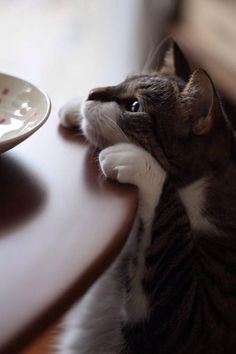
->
xmin=2 ymin=88 xmax=9 ymax=95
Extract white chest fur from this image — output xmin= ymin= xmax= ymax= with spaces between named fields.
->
xmin=178 ymin=179 xmax=215 ymax=232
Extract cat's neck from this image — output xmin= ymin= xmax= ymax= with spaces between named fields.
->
xmin=172 ymin=125 xmax=236 ymax=188
xmin=173 ymin=160 xmax=236 ymax=236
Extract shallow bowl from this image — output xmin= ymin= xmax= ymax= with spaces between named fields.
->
xmin=0 ymin=73 xmax=51 ymax=153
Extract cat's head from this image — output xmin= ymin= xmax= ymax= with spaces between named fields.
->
xmin=81 ymin=38 xmax=234 ymax=186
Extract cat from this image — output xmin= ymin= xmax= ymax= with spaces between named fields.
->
xmin=58 ymin=38 xmax=236 ymax=354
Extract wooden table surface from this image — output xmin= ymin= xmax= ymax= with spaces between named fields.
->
xmin=0 ymin=1 xmax=140 ymax=352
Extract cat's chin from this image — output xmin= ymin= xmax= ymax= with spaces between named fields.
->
xmin=80 ymin=99 xmax=128 ymax=148
xmin=81 ymin=117 xmax=106 ymax=149
xmin=80 ymin=100 xmax=106 ymax=148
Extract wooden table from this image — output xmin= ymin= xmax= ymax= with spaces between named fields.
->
xmin=0 ymin=112 xmax=137 ymax=353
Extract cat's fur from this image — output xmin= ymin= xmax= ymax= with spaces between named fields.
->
xmin=58 ymin=39 xmax=236 ymax=353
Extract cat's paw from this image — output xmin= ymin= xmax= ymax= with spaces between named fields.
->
xmin=99 ymin=143 xmax=166 ymax=224
xmin=99 ymin=143 xmax=142 ymax=185
xmin=99 ymin=143 xmax=166 ymax=187
xmin=59 ymin=97 xmax=83 ymax=129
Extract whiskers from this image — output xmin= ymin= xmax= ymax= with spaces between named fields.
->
xmin=103 ymin=114 xmax=129 ymax=144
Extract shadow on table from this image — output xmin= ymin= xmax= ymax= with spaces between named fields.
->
xmin=58 ymin=124 xmax=85 ymax=145
xmin=0 ymin=154 xmax=47 ymax=235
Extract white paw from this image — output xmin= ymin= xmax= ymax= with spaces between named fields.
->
xmin=99 ymin=143 xmax=164 ymax=185
xmin=99 ymin=142 xmax=167 ymax=234
xmin=59 ymin=97 xmax=83 ymax=129
xmin=99 ymin=143 xmax=166 ymax=223
xmin=99 ymin=143 xmax=142 ymax=185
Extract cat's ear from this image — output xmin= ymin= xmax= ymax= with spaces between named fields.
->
xmin=183 ymin=69 xmax=222 ymax=135
xmin=145 ymin=37 xmax=191 ymax=81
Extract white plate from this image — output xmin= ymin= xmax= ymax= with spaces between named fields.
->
xmin=0 ymin=73 xmax=51 ymax=153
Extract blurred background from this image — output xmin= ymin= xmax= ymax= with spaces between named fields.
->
xmin=0 ymin=0 xmax=177 ymax=108
xmin=0 ymin=0 xmax=235 ymax=352
xmin=0 ymin=0 xmax=235 ymax=113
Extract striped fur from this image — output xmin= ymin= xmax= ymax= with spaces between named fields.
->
xmin=121 ymin=180 xmax=236 ymax=354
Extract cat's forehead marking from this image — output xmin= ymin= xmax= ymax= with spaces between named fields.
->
xmin=116 ymin=74 xmax=185 ymax=103
xmin=123 ymin=75 xmax=170 ymax=96
xmin=126 ymin=74 xmax=165 ymax=86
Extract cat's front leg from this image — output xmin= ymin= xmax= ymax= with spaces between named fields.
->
xmin=99 ymin=143 xmax=167 ymax=227
xmin=99 ymin=143 xmax=167 ymax=323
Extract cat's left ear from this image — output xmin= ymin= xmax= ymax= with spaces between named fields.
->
xmin=182 ymin=69 xmax=222 ymax=135
xmin=145 ymin=37 xmax=191 ymax=81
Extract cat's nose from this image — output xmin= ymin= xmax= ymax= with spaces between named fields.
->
xmin=87 ymin=87 xmax=111 ymax=101
xmin=87 ymin=88 xmax=105 ymax=101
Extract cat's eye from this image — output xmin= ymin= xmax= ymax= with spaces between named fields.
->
xmin=128 ymin=100 xmax=140 ymax=113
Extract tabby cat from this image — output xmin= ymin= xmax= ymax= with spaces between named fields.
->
xmin=58 ymin=38 xmax=236 ymax=354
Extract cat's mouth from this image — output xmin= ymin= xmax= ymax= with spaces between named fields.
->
xmin=80 ymin=99 xmax=129 ymax=148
